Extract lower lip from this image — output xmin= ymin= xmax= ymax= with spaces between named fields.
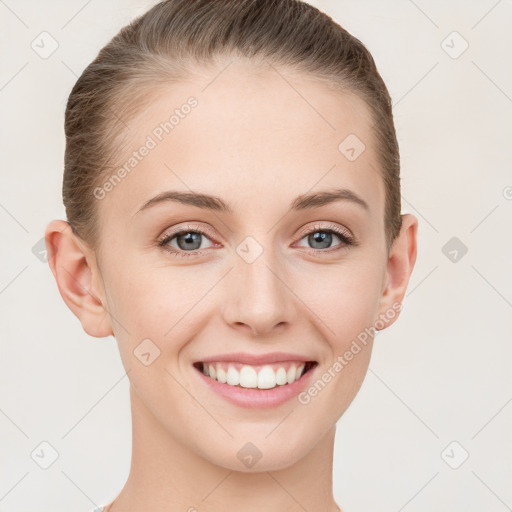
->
xmin=194 ymin=364 xmax=316 ymax=408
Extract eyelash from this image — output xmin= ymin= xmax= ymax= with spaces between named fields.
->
xmin=157 ymin=223 xmax=357 ymax=258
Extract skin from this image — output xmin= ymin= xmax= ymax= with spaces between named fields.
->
xmin=46 ymin=58 xmax=418 ymax=512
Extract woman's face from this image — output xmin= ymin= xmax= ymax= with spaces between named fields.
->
xmin=80 ymin=60 xmax=414 ymax=471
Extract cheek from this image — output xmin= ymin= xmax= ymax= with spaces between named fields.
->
xmin=103 ymin=260 xmax=218 ymax=363
xmin=106 ymin=248 xmax=385 ymax=350
xmin=295 ymin=260 xmax=384 ymax=348
xmin=105 ymin=252 xmax=186 ymax=322
xmin=293 ymin=266 xmax=380 ymax=421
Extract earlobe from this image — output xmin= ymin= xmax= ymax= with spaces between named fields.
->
xmin=45 ymin=220 xmax=114 ymax=338
xmin=377 ymin=213 xmax=418 ymax=330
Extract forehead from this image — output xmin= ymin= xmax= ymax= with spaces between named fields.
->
xmin=98 ymin=61 xmax=384 ymax=223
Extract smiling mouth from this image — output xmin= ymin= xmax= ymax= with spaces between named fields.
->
xmin=193 ymin=361 xmax=318 ymax=390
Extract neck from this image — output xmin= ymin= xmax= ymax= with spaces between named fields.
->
xmin=107 ymin=385 xmax=342 ymax=512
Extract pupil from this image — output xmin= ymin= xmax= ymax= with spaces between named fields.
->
xmin=309 ymin=231 xmax=331 ymax=249
xmin=178 ymin=232 xmax=201 ymax=250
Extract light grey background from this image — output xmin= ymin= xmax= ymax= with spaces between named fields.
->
xmin=1 ymin=1 xmax=511 ymax=511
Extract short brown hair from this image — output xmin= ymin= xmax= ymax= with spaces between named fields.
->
xmin=63 ymin=0 xmax=402 ymax=251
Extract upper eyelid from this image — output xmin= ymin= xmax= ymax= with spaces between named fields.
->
xmin=158 ymin=223 xmax=216 ymax=244
xmin=297 ymin=222 xmax=353 ymax=238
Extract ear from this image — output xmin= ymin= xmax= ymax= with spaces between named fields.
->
xmin=376 ymin=213 xmax=418 ymax=329
xmin=45 ymin=220 xmax=114 ymax=338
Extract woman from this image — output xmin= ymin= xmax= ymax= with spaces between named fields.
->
xmin=45 ymin=0 xmax=418 ymax=510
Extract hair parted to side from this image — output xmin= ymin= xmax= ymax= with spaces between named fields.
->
xmin=63 ymin=0 xmax=402 ymax=252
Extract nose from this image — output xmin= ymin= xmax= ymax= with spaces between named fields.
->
xmin=222 ymin=248 xmax=296 ymax=337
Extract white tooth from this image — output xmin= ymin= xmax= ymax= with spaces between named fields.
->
xmin=275 ymin=367 xmax=287 ymax=385
xmin=239 ymin=365 xmax=258 ymax=388
xmin=257 ymin=365 xmax=277 ymax=389
xmin=216 ymin=367 xmax=227 ymax=383
xmin=226 ymin=365 xmax=240 ymax=386
xmin=209 ymin=363 xmax=307 ymax=388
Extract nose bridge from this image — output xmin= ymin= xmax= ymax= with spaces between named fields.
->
xmin=224 ymin=233 xmax=294 ymax=336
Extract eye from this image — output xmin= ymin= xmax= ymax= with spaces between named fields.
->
xmin=157 ymin=222 xmax=357 ymax=258
xmin=157 ymin=224 xmax=217 ymax=257
xmin=294 ymin=223 xmax=356 ymax=254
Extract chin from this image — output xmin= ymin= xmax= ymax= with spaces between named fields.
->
xmin=192 ymin=428 xmax=319 ymax=473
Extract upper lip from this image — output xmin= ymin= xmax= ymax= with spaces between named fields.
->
xmin=196 ymin=352 xmax=316 ymax=365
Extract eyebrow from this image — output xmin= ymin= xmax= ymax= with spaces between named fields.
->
xmin=135 ymin=188 xmax=369 ymax=215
